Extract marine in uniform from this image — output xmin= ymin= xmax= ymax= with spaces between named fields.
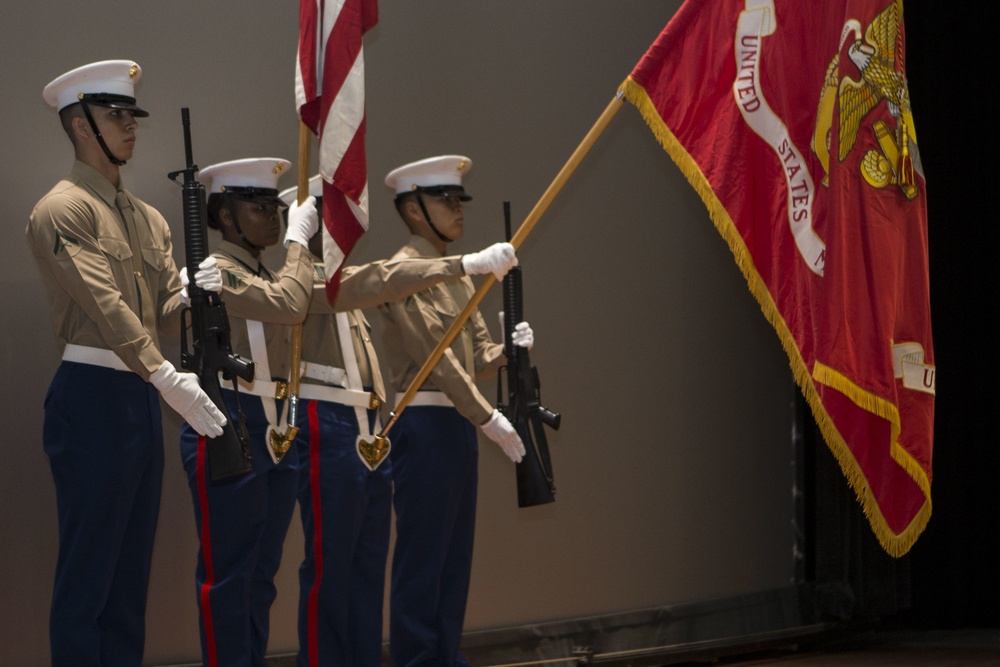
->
xmin=177 ymin=158 xmax=318 ymax=667
xmin=279 ymin=175 xmax=519 ymax=667
xmin=25 ymin=60 xmax=226 ymax=666
xmin=377 ymin=155 xmax=534 ymax=667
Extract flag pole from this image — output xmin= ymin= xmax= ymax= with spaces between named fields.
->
xmin=371 ymin=91 xmax=625 ymax=444
xmin=268 ymin=122 xmax=313 ymax=459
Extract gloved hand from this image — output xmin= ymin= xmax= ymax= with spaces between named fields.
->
xmin=480 ymin=409 xmax=525 ymax=463
xmin=462 ymin=242 xmax=517 ymax=280
xmin=498 ymin=312 xmax=535 ymax=350
xmin=150 ymin=360 xmax=227 ymax=437
xmin=512 ymin=321 xmax=534 ymax=349
xmin=284 ymin=195 xmax=319 ymax=249
xmin=179 ymin=257 xmax=223 ymax=306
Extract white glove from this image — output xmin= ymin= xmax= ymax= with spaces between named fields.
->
xmin=179 ymin=257 xmax=223 ymax=306
xmin=498 ymin=312 xmax=535 ymax=350
xmin=480 ymin=409 xmax=525 ymax=463
xmin=150 ymin=360 xmax=227 ymax=437
xmin=462 ymin=242 xmax=517 ymax=279
xmin=284 ymin=195 xmax=319 ymax=249
xmin=512 ymin=321 xmax=534 ymax=349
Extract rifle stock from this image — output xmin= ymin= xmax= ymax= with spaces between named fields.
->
xmin=170 ymin=108 xmax=255 ymax=483
xmin=497 ymin=201 xmax=558 ymax=507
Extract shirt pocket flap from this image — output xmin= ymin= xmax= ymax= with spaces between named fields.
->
xmin=141 ymin=245 xmax=169 ymax=271
xmin=97 ymin=235 xmax=133 ymax=262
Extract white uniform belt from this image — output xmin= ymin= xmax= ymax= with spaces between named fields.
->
xmin=63 ymin=344 xmax=131 ymax=372
xmin=218 ymin=372 xmax=285 ymax=400
xmin=396 ymin=390 xmax=454 ymax=409
xmin=219 ymin=371 xmax=377 ymax=409
xmin=298 ymin=382 xmax=377 ymax=409
xmin=301 ymin=361 xmax=348 ymax=388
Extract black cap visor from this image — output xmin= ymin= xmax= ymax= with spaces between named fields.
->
xmin=222 ymin=186 xmax=287 ymax=208
xmin=418 ymin=185 xmax=472 ymax=202
xmin=79 ymin=92 xmax=149 ymax=118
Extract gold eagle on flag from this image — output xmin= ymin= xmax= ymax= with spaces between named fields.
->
xmin=811 ymin=0 xmax=918 ymax=198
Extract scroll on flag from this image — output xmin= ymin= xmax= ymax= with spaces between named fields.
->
xmin=621 ymin=0 xmax=934 ymax=556
xmin=296 ymin=0 xmax=378 ymax=303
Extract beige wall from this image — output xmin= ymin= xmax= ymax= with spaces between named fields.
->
xmin=0 ymin=2 xmax=796 ymax=664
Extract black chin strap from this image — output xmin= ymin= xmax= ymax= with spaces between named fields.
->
xmin=225 ymin=200 xmax=265 ymax=253
xmin=415 ymin=192 xmax=454 ymax=243
xmin=78 ymin=99 xmax=126 ymax=166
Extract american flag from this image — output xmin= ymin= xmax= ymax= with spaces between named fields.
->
xmin=296 ymin=0 xmax=378 ymax=303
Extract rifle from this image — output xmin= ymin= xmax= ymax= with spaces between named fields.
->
xmin=497 ymin=201 xmax=560 ymax=507
xmin=169 ymin=107 xmax=256 ymax=483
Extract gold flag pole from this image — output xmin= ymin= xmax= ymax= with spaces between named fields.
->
xmin=361 ymin=92 xmax=624 ymax=451
xmin=269 ymin=122 xmax=312 ymax=459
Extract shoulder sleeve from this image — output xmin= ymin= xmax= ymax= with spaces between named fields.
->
xmin=216 ymin=243 xmax=314 ymax=324
xmin=334 ymin=255 xmax=464 ymax=311
xmin=469 ymin=304 xmax=505 ymax=378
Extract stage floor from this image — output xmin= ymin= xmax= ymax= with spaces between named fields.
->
xmin=245 ymin=628 xmax=1000 ymax=667
xmin=694 ymin=630 xmax=1000 ymax=667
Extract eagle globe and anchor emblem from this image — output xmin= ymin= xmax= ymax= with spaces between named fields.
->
xmin=810 ymin=0 xmax=922 ymax=200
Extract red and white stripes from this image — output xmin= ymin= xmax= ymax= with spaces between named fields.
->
xmin=297 ymin=0 xmax=378 ymax=303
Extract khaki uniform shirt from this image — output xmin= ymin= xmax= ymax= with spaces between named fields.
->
xmin=26 ymin=160 xmax=184 ymax=380
xmin=378 ymin=235 xmax=505 ymax=426
xmin=213 ymin=240 xmax=313 ymax=379
xmin=301 ymin=255 xmax=465 ymax=401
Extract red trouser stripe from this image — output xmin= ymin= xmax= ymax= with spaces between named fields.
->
xmin=307 ymin=401 xmax=324 ymax=666
xmin=196 ymin=435 xmax=219 ymax=667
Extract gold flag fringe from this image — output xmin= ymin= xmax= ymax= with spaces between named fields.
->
xmin=620 ymin=77 xmax=930 ymax=557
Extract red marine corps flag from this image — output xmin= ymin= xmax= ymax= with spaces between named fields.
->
xmin=622 ymin=0 xmax=934 ymax=555
xmin=296 ymin=0 xmax=378 ymax=303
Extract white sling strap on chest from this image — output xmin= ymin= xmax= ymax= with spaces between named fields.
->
xmin=335 ymin=312 xmax=389 ymax=471
xmin=334 ymin=312 xmax=372 ymax=429
xmin=246 ymin=319 xmax=289 ymax=464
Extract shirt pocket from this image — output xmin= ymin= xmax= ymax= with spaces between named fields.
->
xmin=429 ymin=284 xmax=461 ymax=320
xmin=96 ymin=234 xmax=135 ymax=291
xmin=142 ymin=241 xmax=169 ymax=283
xmin=140 ymin=244 xmax=169 ymax=273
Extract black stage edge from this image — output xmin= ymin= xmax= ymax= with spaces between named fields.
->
xmin=244 ymin=585 xmax=851 ymax=667
xmin=399 ymin=584 xmax=849 ymax=667
xmin=161 ymin=584 xmax=855 ymax=667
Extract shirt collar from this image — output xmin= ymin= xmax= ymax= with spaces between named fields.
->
xmin=70 ymin=159 xmax=120 ymax=210
xmin=217 ymin=240 xmax=268 ymax=276
xmin=406 ymin=234 xmax=445 ymax=258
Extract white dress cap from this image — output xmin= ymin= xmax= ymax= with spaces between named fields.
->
xmin=43 ymin=60 xmax=145 ymax=113
xmin=278 ymin=174 xmax=323 ymax=206
xmin=199 ymin=158 xmax=293 ymax=194
xmin=385 ymin=155 xmax=473 ymax=195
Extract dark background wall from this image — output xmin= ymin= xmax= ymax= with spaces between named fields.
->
xmin=904 ymin=2 xmax=999 ymax=629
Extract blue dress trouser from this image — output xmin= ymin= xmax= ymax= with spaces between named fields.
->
xmin=180 ymin=388 xmax=298 ymax=667
xmin=294 ymin=398 xmax=391 ymax=667
xmin=44 ymin=362 xmax=164 ymax=667
xmin=389 ymin=406 xmax=478 ymax=667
